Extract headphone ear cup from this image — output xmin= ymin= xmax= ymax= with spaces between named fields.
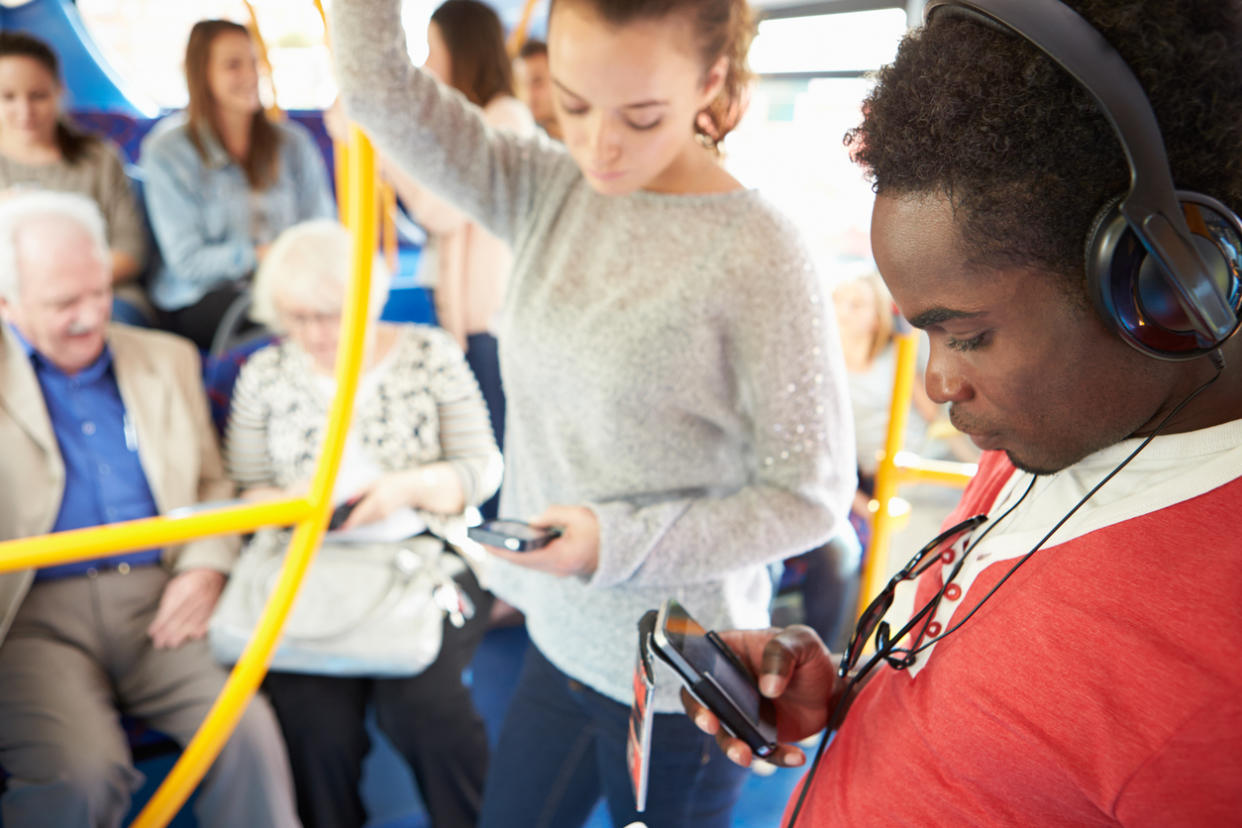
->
xmin=1085 ymin=193 xmax=1242 ymax=359
xmin=1084 ymin=194 xmax=1125 ymax=307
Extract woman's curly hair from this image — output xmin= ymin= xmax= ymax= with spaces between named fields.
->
xmin=847 ymin=0 xmax=1242 ymax=279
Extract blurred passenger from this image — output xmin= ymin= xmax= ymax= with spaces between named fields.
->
xmin=141 ymin=19 xmax=335 ymax=351
xmin=226 ymin=219 xmax=501 ymax=828
xmin=386 ymin=0 xmax=534 ymax=521
xmin=0 ymin=191 xmax=297 ymax=827
xmin=832 ymin=271 xmax=976 ymax=539
xmin=0 ymin=31 xmax=151 ymax=326
xmin=331 ymin=0 xmax=856 ymax=823
xmin=685 ymin=1 xmax=1242 ymax=824
xmin=513 ymin=39 xmax=561 ymax=140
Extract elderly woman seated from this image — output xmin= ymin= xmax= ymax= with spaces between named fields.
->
xmin=223 ymin=219 xmax=501 ymax=828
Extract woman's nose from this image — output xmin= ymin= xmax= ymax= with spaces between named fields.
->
xmin=587 ymin=114 xmax=621 ymax=165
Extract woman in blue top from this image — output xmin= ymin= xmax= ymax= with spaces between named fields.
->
xmin=141 ymin=19 xmax=335 ymax=350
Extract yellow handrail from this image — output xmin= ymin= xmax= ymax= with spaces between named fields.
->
xmin=127 ymin=124 xmax=377 ymax=828
xmin=856 ymin=331 xmax=976 ymax=617
xmin=381 ymin=180 xmax=398 ymax=272
xmin=507 ymin=0 xmax=543 ymax=57
xmin=0 ymin=500 xmax=309 ymax=573
xmin=242 ymin=0 xmax=285 ymax=121
xmin=115 ymin=124 xmax=376 ymax=827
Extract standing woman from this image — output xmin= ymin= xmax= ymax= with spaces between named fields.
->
xmin=331 ymin=0 xmax=856 ymax=825
xmin=386 ymin=0 xmax=535 ymax=520
xmin=141 ymin=19 xmax=335 ymax=351
xmin=0 ymin=32 xmax=150 ymax=325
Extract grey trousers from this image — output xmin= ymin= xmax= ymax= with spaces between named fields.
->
xmin=0 ymin=567 xmax=300 ymax=828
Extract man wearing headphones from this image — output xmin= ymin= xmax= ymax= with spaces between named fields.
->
xmin=683 ymin=0 xmax=1242 ymax=824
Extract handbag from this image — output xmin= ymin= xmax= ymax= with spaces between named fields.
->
xmin=209 ymin=531 xmax=473 ymax=677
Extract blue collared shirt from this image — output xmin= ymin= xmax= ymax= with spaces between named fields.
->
xmin=12 ymin=329 xmax=163 ymax=579
xmin=140 ymin=112 xmax=337 ymax=311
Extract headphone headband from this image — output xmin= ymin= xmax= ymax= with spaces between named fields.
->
xmin=925 ymin=0 xmax=1238 ymax=346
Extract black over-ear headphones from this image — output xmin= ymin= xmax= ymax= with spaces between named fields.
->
xmin=925 ymin=0 xmax=1242 ymax=361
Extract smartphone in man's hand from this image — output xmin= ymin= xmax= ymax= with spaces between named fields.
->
xmin=649 ymin=598 xmax=779 ymax=758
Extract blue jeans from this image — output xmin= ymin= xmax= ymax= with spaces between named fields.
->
xmin=478 ymin=644 xmax=749 ymax=828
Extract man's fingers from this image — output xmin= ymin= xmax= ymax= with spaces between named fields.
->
xmin=148 ymin=575 xmax=218 ymax=648
xmin=768 ymin=746 xmax=807 ymax=768
xmin=149 ymin=597 xmax=198 ymax=647
xmin=759 ymin=625 xmax=831 ymax=696
xmin=719 ymin=736 xmax=753 ymax=767
xmin=681 ymin=687 xmax=720 ymax=735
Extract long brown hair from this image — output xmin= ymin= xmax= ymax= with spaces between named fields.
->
xmin=183 ymin=20 xmax=281 ymax=189
xmin=0 ymin=31 xmax=97 ymax=164
xmin=430 ymin=0 xmax=515 ymax=107
xmin=550 ymin=0 xmax=755 ymax=149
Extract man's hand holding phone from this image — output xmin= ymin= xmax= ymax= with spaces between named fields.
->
xmin=680 ymin=625 xmax=846 ymax=768
xmin=472 ymin=505 xmax=600 ymax=578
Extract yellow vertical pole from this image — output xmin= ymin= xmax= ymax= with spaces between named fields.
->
xmin=130 ymin=126 xmax=378 ymax=828
xmin=242 ymin=0 xmax=284 ymax=121
xmin=381 ymin=181 xmax=398 ymax=272
xmin=336 ymin=140 xmax=351 ymax=228
xmin=857 ymin=330 xmax=919 ymax=616
xmin=312 ymin=0 xmax=350 ymax=225
xmin=507 ymin=0 xmax=543 ymax=57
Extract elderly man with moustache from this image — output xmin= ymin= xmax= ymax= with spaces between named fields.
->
xmin=0 ymin=190 xmax=298 ymax=827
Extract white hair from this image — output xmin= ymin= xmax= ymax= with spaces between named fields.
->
xmin=0 ymin=191 xmax=108 ymax=302
xmin=250 ymin=219 xmax=391 ymax=332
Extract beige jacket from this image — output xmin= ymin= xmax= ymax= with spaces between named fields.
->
xmin=0 ymin=324 xmax=237 ymax=644
xmin=393 ymin=95 xmax=535 ymax=347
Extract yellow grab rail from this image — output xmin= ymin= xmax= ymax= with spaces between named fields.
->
xmin=127 ymin=124 xmax=377 ymax=828
xmin=856 ymin=331 xmax=976 ymax=616
xmin=507 ymin=0 xmax=543 ymax=57
xmin=242 ymin=0 xmax=284 ymax=121
xmin=0 ymin=499 xmax=310 ymax=574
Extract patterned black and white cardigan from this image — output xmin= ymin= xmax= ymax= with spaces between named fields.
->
xmin=225 ymin=324 xmax=501 ymax=541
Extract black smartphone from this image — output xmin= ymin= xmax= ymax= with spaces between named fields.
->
xmin=327 ymin=496 xmax=362 ymax=531
xmin=467 ymin=519 xmax=562 ymax=552
xmin=650 ymin=598 xmax=779 ymax=758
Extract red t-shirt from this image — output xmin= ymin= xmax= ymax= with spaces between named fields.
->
xmin=787 ymin=451 xmax=1242 ymax=826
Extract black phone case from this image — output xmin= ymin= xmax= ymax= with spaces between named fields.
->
xmin=327 ymin=498 xmax=361 ymax=531
xmin=466 ymin=524 xmax=560 ymax=552
xmin=651 ymin=633 xmax=778 ymax=757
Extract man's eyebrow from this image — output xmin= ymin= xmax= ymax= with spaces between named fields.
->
xmin=906 ymin=307 xmax=987 ymax=329
xmin=551 ymin=78 xmax=667 ymax=109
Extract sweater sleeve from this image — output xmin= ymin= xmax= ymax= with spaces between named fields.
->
xmin=95 ymin=143 xmax=149 ymax=271
xmin=224 ymin=351 xmax=278 ymax=491
xmin=330 ymin=0 xmax=571 ymax=246
xmin=587 ymin=222 xmax=858 ymax=589
xmin=396 ymin=96 xmax=539 ymax=237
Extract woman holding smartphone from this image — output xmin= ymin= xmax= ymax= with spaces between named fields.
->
xmin=330 ymin=0 xmax=856 ymax=825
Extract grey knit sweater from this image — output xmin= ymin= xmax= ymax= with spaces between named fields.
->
xmin=333 ymin=0 xmax=856 ymax=709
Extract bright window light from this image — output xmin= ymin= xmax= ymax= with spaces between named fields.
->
xmin=749 ymin=8 xmax=907 ymax=75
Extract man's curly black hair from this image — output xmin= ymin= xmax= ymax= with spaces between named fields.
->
xmin=847 ymin=0 xmax=1242 ymax=280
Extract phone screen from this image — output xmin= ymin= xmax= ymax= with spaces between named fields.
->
xmin=660 ymin=601 xmax=764 ymax=728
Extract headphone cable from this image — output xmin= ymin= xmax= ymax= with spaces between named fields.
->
xmin=782 ymin=351 xmax=1224 ymax=828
